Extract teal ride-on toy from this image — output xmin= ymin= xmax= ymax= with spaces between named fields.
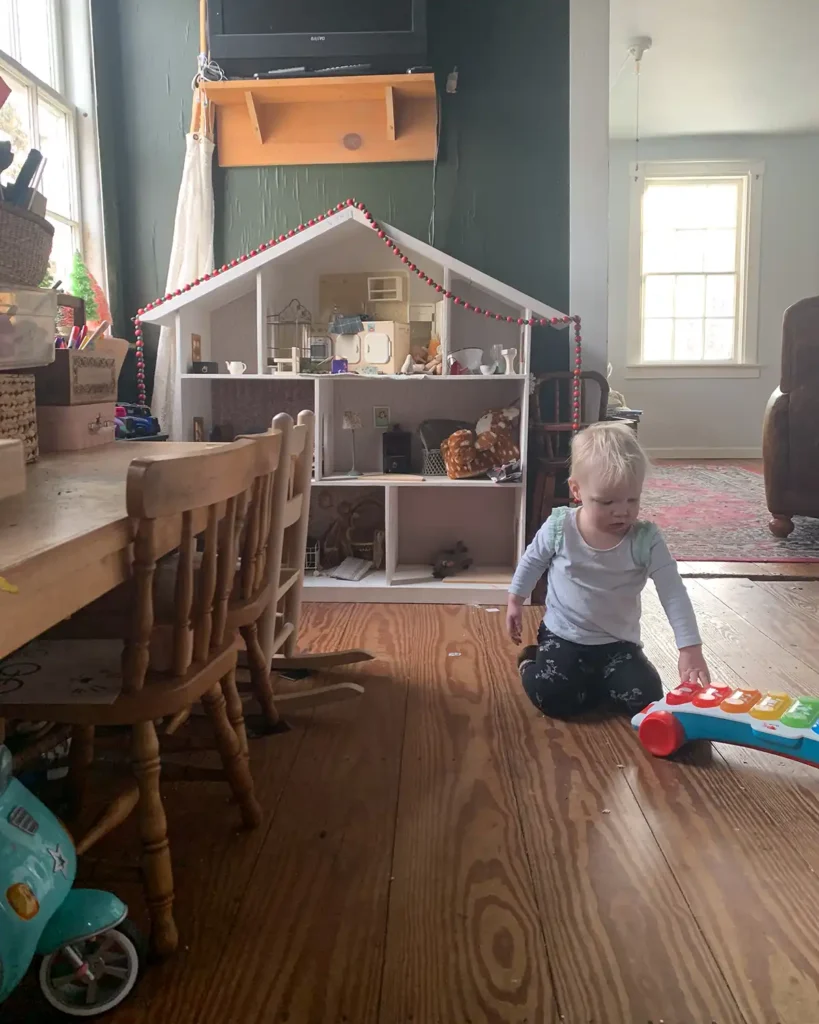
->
xmin=0 ymin=745 xmax=143 ymax=1016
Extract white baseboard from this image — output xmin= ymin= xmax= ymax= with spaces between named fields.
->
xmin=645 ymin=447 xmax=762 ymax=459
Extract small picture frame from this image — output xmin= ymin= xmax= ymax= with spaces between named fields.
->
xmin=192 ymin=416 xmax=205 ymax=442
xmin=373 ymin=406 xmax=390 ymax=429
xmin=191 ymin=333 xmax=202 ymax=363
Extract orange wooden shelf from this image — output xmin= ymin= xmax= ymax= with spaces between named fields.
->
xmin=203 ymin=73 xmax=438 ymax=168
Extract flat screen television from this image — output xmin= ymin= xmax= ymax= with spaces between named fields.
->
xmin=208 ymin=0 xmax=428 ymax=78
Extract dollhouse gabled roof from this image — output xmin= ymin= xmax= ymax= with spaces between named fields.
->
xmin=138 ymin=206 xmax=567 ymax=326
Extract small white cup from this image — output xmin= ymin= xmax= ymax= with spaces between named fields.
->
xmin=226 ymin=361 xmax=247 ymax=375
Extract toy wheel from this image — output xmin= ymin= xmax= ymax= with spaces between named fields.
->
xmin=38 ymin=919 xmax=144 ymax=1017
xmin=638 ymin=710 xmax=686 ymax=758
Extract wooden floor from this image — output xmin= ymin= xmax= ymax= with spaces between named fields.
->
xmin=11 ymin=581 xmax=819 ymax=1023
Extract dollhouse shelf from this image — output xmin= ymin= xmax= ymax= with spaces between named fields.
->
xmin=304 ymin=566 xmax=513 ymax=603
xmin=181 ymin=373 xmax=529 ymax=381
xmin=202 ymin=73 xmax=437 ymax=168
xmin=316 ymin=474 xmax=522 ymax=488
xmin=138 ymin=206 xmax=571 ymax=605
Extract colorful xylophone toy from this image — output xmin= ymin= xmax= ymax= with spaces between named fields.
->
xmin=632 ymin=683 xmax=819 ymax=765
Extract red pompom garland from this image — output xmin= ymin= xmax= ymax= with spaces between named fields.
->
xmin=133 ymin=197 xmax=582 ymax=428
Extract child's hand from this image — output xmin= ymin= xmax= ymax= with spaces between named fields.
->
xmin=678 ymin=644 xmax=711 ymax=685
xmin=506 ymin=596 xmax=524 ymax=645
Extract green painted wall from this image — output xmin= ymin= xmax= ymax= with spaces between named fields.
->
xmin=92 ymin=0 xmax=570 ymax=400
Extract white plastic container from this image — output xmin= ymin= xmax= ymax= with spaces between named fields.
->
xmin=0 ymin=285 xmax=57 ymax=370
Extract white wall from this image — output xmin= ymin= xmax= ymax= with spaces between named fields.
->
xmin=608 ymin=133 xmax=819 ymax=456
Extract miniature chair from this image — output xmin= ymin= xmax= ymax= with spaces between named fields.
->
xmin=0 ymin=441 xmax=264 ymax=957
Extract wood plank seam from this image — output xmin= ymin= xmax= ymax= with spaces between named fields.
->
xmin=480 ymin=605 xmax=750 ymax=1022
xmin=471 ymin=608 xmax=562 ymax=1018
xmin=605 ymin=733 xmax=752 ymax=1024
xmin=372 ymin=663 xmax=410 ymax=1023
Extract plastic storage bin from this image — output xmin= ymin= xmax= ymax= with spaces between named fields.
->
xmin=0 ymin=285 xmax=57 ymax=370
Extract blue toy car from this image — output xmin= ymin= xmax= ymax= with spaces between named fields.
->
xmin=0 ymin=745 xmax=143 ymax=1016
xmin=115 ymin=403 xmax=161 ymax=440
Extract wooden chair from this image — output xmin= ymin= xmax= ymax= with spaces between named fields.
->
xmin=0 ymin=441 xmax=265 ymax=956
xmin=159 ymin=421 xmax=296 ymax=750
xmin=54 ymin=423 xmax=294 ymax=753
xmin=528 ymin=371 xmax=610 ymax=536
xmin=236 ymin=410 xmax=375 ymax=718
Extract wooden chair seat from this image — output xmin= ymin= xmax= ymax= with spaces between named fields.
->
xmin=0 ymin=638 xmax=237 ymax=727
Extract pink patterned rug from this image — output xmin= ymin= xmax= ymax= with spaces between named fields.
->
xmin=640 ymin=464 xmax=819 ymax=562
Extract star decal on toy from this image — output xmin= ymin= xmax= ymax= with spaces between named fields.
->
xmin=48 ymin=844 xmax=68 ymax=877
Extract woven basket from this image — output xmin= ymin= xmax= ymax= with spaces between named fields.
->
xmin=422 ymin=448 xmax=447 ymax=476
xmin=0 ymin=374 xmax=38 ymax=462
xmin=0 ymin=202 xmax=54 ymax=288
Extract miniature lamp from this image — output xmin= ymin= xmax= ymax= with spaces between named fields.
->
xmin=342 ymin=410 xmax=362 ymax=478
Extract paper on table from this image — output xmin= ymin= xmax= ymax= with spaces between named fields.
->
xmin=0 ymin=639 xmax=123 ymax=705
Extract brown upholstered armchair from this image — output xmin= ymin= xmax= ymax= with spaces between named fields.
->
xmin=762 ymin=295 xmax=819 ymax=537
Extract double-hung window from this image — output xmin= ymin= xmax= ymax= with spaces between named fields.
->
xmin=0 ymin=0 xmax=97 ymax=289
xmin=628 ymin=160 xmax=763 ymax=377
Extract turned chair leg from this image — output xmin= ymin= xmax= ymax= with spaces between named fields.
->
xmin=67 ymin=725 xmax=95 ymax=819
xmin=202 ymin=678 xmax=262 ymax=830
xmin=769 ymin=515 xmax=795 ymax=538
xmin=131 ymin=721 xmax=178 ymax=957
xmin=240 ymin=622 xmax=281 ymax=732
xmin=220 ymin=664 xmax=249 ymax=757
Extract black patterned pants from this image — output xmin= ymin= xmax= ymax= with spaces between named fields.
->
xmin=518 ymin=624 xmax=663 ymax=719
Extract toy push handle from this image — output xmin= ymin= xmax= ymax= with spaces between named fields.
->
xmin=639 ymin=710 xmax=686 ymax=758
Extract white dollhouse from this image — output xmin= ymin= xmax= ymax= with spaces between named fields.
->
xmin=139 ymin=206 xmax=570 ymax=604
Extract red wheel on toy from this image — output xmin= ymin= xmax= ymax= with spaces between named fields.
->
xmin=638 ymin=710 xmax=686 ymax=758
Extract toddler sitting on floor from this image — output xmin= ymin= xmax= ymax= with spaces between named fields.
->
xmin=507 ymin=422 xmax=710 ymax=718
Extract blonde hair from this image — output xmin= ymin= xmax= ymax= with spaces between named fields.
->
xmin=570 ymin=421 xmax=649 ymax=487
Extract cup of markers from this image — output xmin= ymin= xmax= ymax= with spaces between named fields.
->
xmin=55 ymin=320 xmax=109 ymax=351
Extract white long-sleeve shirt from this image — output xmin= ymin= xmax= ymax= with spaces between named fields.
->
xmin=510 ymin=508 xmax=701 ymax=649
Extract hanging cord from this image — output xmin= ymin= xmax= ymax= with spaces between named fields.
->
xmin=609 ymin=52 xmax=633 ymax=93
xmin=193 ymin=0 xmax=223 ymax=86
xmin=192 ymin=53 xmax=225 ymax=89
xmin=633 ymin=54 xmax=642 ymax=178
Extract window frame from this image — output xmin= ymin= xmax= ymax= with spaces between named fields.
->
xmin=0 ymin=0 xmax=105 ymax=297
xmin=626 ymin=159 xmax=764 ymax=380
xmin=1 ymin=0 xmax=64 ymax=93
xmin=0 ymin=49 xmax=83 ymax=269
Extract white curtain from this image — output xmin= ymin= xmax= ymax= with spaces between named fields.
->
xmin=152 ymin=128 xmax=214 ymax=439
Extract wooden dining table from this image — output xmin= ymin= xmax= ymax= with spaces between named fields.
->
xmin=0 ymin=443 xmax=223 ymax=662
